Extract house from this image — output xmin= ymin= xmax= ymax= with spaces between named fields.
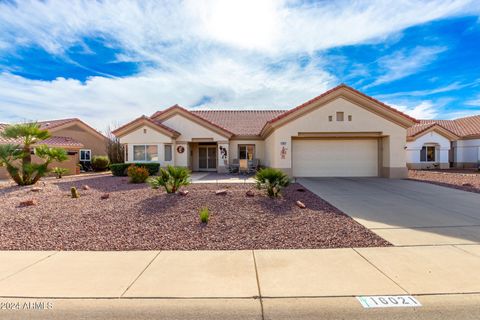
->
xmin=0 ymin=118 xmax=108 ymax=179
xmin=113 ymin=84 xmax=417 ymax=178
xmin=406 ymin=115 xmax=480 ymax=169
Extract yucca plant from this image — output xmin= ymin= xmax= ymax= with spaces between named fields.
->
xmin=148 ymin=166 xmax=191 ymax=193
xmin=0 ymin=123 xmax=68 ymax=185
xmin=254 ymin=168 xmax=290 ymax=198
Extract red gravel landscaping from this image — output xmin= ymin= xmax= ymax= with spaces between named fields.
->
xmin=0 ymin=174 xmax=390 ymax=250
xmin=408 ymin=169 xmax=480 ymax=194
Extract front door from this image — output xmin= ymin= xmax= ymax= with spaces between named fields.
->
xmin=198 ymin=146 xmax=217 ymax=171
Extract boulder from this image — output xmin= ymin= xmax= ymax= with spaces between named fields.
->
xmin=179 ymin=190 xmax=189 ymax=196
xmin=296 ymin=200 xmax=306 ymax=209
xmin=20 ymin=199 xmax=36 ymax=207
xmin=215 ymin=189 xmax=227 ymax=195
xmin=246 ymin=190 xmax=255 ymax=197
xmin=100 ymin=193 xmax=110 ymax=200
xmin=82 ymin=185 xmax=90 ymax=190
xmin=462 ymin=183 xmax=473 ymax=187
xmin=31 ymin=187 xmax=42 ymax=192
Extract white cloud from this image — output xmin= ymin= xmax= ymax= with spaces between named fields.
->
xmin=0 ymin=0 xmax=480 ymax=129
xmin=388 ymin=101 xmax=440 ymax=119
xmin=364 ymin=46 xmax=447 ymax=88
xmin=466 ymin=98 xmax=480 ymax=106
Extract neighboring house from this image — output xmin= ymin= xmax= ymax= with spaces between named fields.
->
xmin=406 ymin=115 xmax=480 ymax=169
xmin=113 ymin=85 xmax=417 ymax=178
xmin=0 ymin=118 xmax=108 ymax=179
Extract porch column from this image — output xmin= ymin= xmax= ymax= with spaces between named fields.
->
xmin=217 ymin=141 xmax=229 ymax=173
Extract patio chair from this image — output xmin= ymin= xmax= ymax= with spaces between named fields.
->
xmin=247 ymin=159 xmax=260 ymax=174
xmin=228 ymin=159 xmax=239 ymax=174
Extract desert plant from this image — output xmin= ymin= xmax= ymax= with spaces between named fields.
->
xmin=71 ymin=187 xmax=79 ymax=198
xmin=199 ymin=207 xmax=209 ymax=223
xmin=0 ymin=123 xmax=68 ymax=185
xmin=91 ymin=156 xmax=110 ymax=171
xmin=148 ymin=166 xmax=191 ymax=193
xmin=254 ymin=168 xmax=290 ymax=197
xmin=52 ymin=167 xmax=68 ymax=179
xmin=110 ymin=163 xmax=160 ymax=176
xmin=127 ymin=164 xmax=149 ymax=183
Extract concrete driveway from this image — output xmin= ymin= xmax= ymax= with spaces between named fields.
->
xmin=298 ymin=178 xmax=480 ymax=246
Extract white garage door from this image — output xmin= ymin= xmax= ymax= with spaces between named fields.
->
xmin=292 ymin=139 xmax=378 ymax=177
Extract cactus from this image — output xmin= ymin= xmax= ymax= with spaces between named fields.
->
xmin=71 ymin=187 xmax=79 ymax=198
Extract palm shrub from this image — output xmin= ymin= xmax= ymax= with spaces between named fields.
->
xmin=52 ymin=167 xmax=68 ymax=178
xmin=0 ymin=123 xmax=68 ymax=185
xmin=91 ymin=156 xmax=110 ymax=171
xmin=148 ymin=166 xmax=190 ymax=193
xmin=254 ymin=168 xmax=290 ymax=197
xmin=127 ymin=165 xmax=149 ymax=183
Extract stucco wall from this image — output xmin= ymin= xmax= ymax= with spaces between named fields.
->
xmin=453 ymin=138 xmax=480 ymax=168
xmin=263 ymin=97 xmax=408 ymax=178
xmin=406 ymin=131 xmax=451 ymax=169
xmin=53 ymin=125 xmax=107 ymax=157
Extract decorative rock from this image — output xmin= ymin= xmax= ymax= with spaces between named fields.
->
xmin=215 ymin=189 xmax=227 ymax=195
xmin=462 ymin=183 xmax=473 ymax=187
xmin=296 ymin=200 xmax=306 ymax=209
xmin=246 ymin=190 xmax=255 ymax=197
xmin=82 ymin=185 xmax=90 ymax=190
xmin=179 ymin=190 xmax=189 ymax=196
xmin=31 ymin=187 xmax=42 ymax=192
xmin=20 ymin=199 xmax=36 ymax=207
xmin=100 ymin=193 xmax=110 ymax=200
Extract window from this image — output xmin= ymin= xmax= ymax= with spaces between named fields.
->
xmin=336 ymin=112 xmax=344 ymax=121
xmin=164 ymin=144 xmax=172 ymax=161
xmin=420 ymin=146 xmax=436 ymax=162
xmin=328 ymin=115 xmax=333 ymax=122
xmin=239 ymin=145 xmax=255 ymax=160
xmin=80 ymin=149 xmax=91 ymax=161
xmin=133 ymin=145 xmax=158 ymax=161
xmin=348 ymin=115 xmax=352 ymax=121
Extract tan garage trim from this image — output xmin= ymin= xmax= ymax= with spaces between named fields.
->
xmin=292 ymin=138 xmax=380 ymax=177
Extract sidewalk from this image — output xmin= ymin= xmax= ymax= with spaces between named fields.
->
xmin=1 ymin=245 xmax=480 ymax=299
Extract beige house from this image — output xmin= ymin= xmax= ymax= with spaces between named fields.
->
xmin=406 ymin=115 xmax=480 ymax=169
xmin=0 ymin=118 xmax=108 ymax=179
xmin=113 ymin=85 xmax=417 ymax=178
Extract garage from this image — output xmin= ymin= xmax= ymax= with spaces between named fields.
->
xmin=292 ymin=139 xmax=379 ymax=177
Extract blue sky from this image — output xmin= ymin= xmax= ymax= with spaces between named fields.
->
xmin=0 ymin=0 xmax=480 ymax=130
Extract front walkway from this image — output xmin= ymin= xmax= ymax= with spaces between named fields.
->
xmin=1 ymin=245 xmax=480 ymax=299
xmin=190 ymin=172 xmax=255 ymax=184
xmin=298 ymin=177 xmax=480 ymax=246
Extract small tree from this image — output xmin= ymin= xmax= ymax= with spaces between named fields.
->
xmin=0 ymin=123 xmax=68 ymax=185
xmin=254 ymin=168 xmax=290 ymax=197
xmin=148 ymin=166 xmax=190 ymax=193
xmin=105 ymin=124 xmax=124 ymax=164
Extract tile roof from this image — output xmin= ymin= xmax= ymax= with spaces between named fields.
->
xmin=37 ymin=118 xmax=78 ymax=130
xmin=408 ymin=115 xmax=480 ymax=138
xmin=191 ymin=110 xmax=286 ymax=136
xmin=112 ymin=115 xmax=181 ymax=137
xmin=34 ymin=136 xmax=84 ymax=148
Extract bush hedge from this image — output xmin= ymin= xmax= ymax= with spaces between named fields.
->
xmin=92 ymin=156 xmax=110 ymax=171
xmin=110 ymin=163 xmax=160 ymax=176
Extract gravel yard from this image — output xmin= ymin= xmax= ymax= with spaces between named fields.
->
xmin=0 ymin=174 xmax=390 ymax=250
xmin=408 ymin=169 xmax=480 ymax=194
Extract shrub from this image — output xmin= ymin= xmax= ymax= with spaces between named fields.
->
xmin=148 ymin=166 xmax=191 ymax=193
xmin=254 ymin=168 xmax=291 ymax=198
xmin=127 ymin=165 xmax=149 ymax=183
xmin=110 ymin=163 xmax=160 ymax=176
xmin=91 ymin=156 xmax=110 ymax=171
xmin=71 ymin=187 xmax=79 ymax=198
xmin=52 ymin=167 xmax=68 ymax=179
xmin=199 ymin=207 xmax=209 ymax=223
